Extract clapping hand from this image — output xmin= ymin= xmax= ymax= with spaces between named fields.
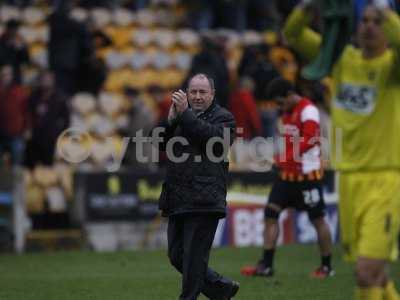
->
xmin=172 ymin=90 xmax=188 ymax=114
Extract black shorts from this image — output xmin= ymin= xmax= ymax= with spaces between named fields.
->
xmin=265 ymin=179 xmax=326 ymax=221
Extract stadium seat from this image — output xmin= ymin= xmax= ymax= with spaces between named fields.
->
xmin=114 ymin=113 xmax=130 ymax=131
xmin=269 ymin=46 xmax=298 ymax=82
xmin=106 ymin=26 xmax=134 ymax=49
xmin=0 ymin=6 xmax=21 ymax=23
xmin=90 ymin=8 xmax=112 ymax=28
xmin=33 ymin=166 xmax=59 ymax=187
xmin=46 ymin=186 xmax=66 ymax=213
xmin=112 ymin=8 xmax=134 ymax=27
xmin=136 ymin=9 xmax=157 ymax=27
xmin=153 ymin=29 xmax=176 ymax=49
xmin=131 ymin=28 xmax=153 ymax=48
xmin=242 ymin=30 xmax=263 ymax=46
xmin=150 ymin=51 xmax=173 ymax=70
xmin=71 ymin=7 xmax=88 ymax=22
xmin=22 ymin=7 xmax=46 ymax=25
xmin=129 ymin=51 xmax=151 ymax=70
xmin=86 ymin=113 xmax=115 ymax=137
xmin=105 ymin=50 xmax=129 ymax=69
xmin=53 ymin=163 xmax=73 ymax=199
xmin=98 ymin=92 xmax=123 ymax=117
xmin=26 ymin=183 xmax=46 ymax=214
xmin=19 ymin=26 xmax=38 ymax=44
xmin=158 ymin=68 xmax=185 ymax=89
xmin=35 ymin=26 xmax=49 ymax=43
xmin=90 ymin=136 xmax=119 ymax=166
xmin=30 ymin=46 xmax=48 ymax=68
xmin=71 ymin=93 xmax=97 ymax=116
xmin=173 ymin=51 xmax=192 ymax=71
xmin=70 ymin=113 xmax=88 ymax=131
xmin=176 ymin=29 xmax=199 ymax=48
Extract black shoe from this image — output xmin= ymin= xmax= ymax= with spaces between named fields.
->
xmin=222 ymin=281 xmax=240 ymax=300
xmin=254 ymin=260 xmax=274 ymax=277
xmin=211 ymin=280 xmax=240 ymax=300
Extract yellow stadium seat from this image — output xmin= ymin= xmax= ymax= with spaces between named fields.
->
xmin=108 ymin=26 xmax=134 ymax=49
xmin=26 ymin=183 xmax=46 ymax=214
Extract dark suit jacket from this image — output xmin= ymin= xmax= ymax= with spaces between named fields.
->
xmin=154 ymin=101 xmax=236 ymax=218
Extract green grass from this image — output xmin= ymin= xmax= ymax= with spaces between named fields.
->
xmin=0 ymin=245 xmax=398 ymax=300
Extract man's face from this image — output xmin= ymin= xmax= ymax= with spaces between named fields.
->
xmin=357 ymin=6 xmax=386 ymax=52
xmin=0 ymin=66 xmax=13 ymax=86
xmin=187 ymin=76 xmax=214 ymax=113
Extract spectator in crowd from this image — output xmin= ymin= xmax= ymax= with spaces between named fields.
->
xmin=186 ymin=35 xmax=230 ymax=108
xmin=147 ymin=85 xmax=171 ymax=123
xmin=87 ymin=17 xmax=112 ymax=50
xmin=123 ymin=87 xmax=156 ymax=168
xmin=238 ymin=43 xmax=280 ymax=138
xmin=48 ymin=1 xmax=95 ymax=95
xmin=214 ymin=0 xmax=247 ymax=32
xmin=5 ymin=0 xmax=34 ymax=7
xmin=0 ymin=19 xmax=30 ymax=84
xmin=77 ymin=0 xmax=112 ymax=8
xmin=24 ymin=70 xmax=69 ymax=169
xmin=182 ymin=0 xmax=214 ymax=30
xmin=247 ymin=0 xmax=279 ymax=31
xmin=229 ymin=77 xmax=262 ymax=140
xmin=0 ymin=65 xmax=29 ymax=166
xmin=238 ymin=43 xmax=280 ymax=102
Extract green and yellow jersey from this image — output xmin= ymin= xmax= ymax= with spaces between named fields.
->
xmin=284 ymin=8 xmax=400 ymax=171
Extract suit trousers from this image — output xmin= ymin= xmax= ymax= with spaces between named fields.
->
xmin=167 ymin=213 xmax=230 ymax=300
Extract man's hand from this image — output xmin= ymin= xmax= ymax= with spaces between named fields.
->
xmin=172 ymin=89 xmax=188 ymax=114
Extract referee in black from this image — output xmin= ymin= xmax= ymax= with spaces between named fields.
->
xmin=153 ymin=73 xmax=239 ymax=300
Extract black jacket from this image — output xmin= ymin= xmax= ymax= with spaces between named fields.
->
xmin=155 ymin=102 xmax=236 ymax=218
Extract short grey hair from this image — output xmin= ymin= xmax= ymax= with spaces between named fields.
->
xmin=188 ymin=73 xmax=215 ymax=90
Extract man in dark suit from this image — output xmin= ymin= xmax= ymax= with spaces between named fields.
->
xmin=153 ymin=73 xmax=239 ymax=300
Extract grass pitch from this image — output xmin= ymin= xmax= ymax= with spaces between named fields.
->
xmin=0 ymin=245 xmax=398 ymax=300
